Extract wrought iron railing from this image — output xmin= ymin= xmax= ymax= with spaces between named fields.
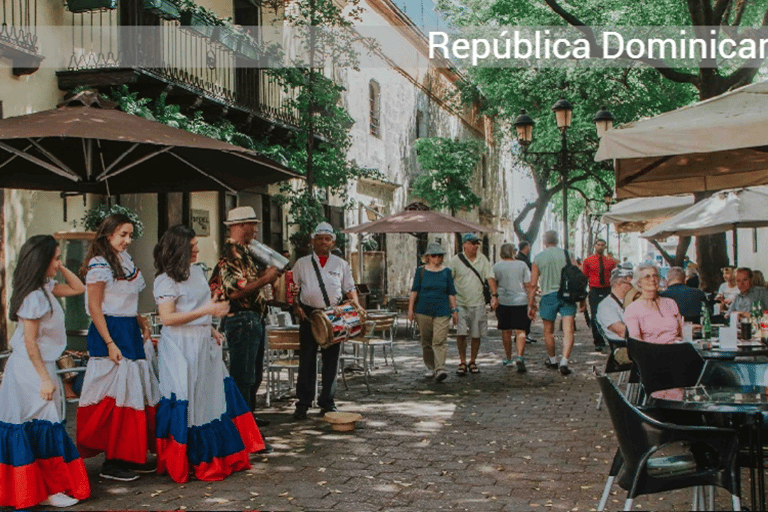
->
xmin=65 ymin=8 xmax=299 ymax=126
xmin=0 ymin=0 xmax=39 ymax=54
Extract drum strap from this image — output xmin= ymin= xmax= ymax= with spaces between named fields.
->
xmin=311 ymin=256 xmax=332 ymax=308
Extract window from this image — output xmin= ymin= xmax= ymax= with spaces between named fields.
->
xmin=369 ymin=80 xmax=380 ymax=137
xmin=415 ymin=109 xmax=427 ymax=138
xmin=480 ymin=155 xmax=487 ymax=188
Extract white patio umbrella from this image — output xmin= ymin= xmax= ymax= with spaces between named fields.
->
xmin=602 ymin=195 xmax=694 ymax=233
xmin=595 ymin=81 xmax=768 ymax=199
xmin=641 ymin=187 xmax=768 ymax=265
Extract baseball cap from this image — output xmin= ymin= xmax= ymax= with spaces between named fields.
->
xmin=461 ymin=233 xmax=480 ymax=244
xmin=611 ymin=266 xmax=633 ymax=280
xmin=312 ymin=222 xmax=336 ymax=240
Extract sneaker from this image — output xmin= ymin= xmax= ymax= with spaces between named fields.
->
xmin=100 ymin=461 xmax=139 ymax=482
xmin=559 ymin=364 xmax=572 ymax=376
xmin=526 ymin=336 xmax=537 ymax=344
xmin=121 ymin=460 xmax=157 ymax=474
xmin=544 ymin=358 xmax=559 ymax=369
xmin=435 ymin=370 xmax=448 ymax=382
xmin=516 ymin=358 xmax=527 ymax=373
xmin=502 ymin=359 xmax=514 ymax=367
xmin=424 ymin=370 xmax=435 ymax=378
xmin=41 ymin=493 xmax=79 ymax=508
xmin=594 ymin=345 xmax=605 ymax=353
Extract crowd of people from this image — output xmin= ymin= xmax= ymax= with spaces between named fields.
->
xmin=5 ymin=203 xmax=768 ymax=508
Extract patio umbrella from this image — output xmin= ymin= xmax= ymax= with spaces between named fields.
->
xmin=0 ymin=91 xmax=302 ymax=194
xmin=642 ymin=187 xmax=768 ymax=265
xmin=342 ymin=208 xmax=500 ymax=234
xmin=601 ymin=195 xmax=694 ymax=233
xmin=595 ymin=81 xmax=768 ymax=199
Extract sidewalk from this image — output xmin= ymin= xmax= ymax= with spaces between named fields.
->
xmin=62 ymin=315 xmax=726 ymax=511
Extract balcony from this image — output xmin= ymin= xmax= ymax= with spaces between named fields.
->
xmin=0 ymin=0 xmax=44 ymax=75
xmin=56 ymin=1 xmax=299 ymax=140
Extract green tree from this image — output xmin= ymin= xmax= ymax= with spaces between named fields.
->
xmin=441 ymin=0 xmax=768 ymax=288
xmin=412 ymin=137 xmax=484 ymax=213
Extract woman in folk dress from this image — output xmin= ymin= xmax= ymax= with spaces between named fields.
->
xmin=0 ymin=235 xmax=89 ymax=508
xmin=76 ymin=213 xmax=160 ymax=482
xmin=153 ymin=225 xmax=264 ymax=482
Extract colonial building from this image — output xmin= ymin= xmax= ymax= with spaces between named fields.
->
xmin=0 ymin=0 xmax=512 ymax=344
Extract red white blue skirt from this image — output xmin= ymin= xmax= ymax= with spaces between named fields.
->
xmin=155 ymin=325 xmax=264 ymax=482
xmin=0 ymin=354 xmax=90 ymax=509
xmin=77 ymin=316 xmax=160 ymax=462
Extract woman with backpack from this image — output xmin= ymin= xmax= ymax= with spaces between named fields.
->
xmin=407 ymin=242 xmax=458 ymax=382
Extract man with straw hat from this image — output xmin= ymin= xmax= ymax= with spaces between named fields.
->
xmin=291 ymin=222 xmax=361 ymax=420
xmin=210 ymin=206 xmax=280 ymax=428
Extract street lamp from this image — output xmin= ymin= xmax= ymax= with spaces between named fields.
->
xmin=513 ymin=100 xmax=615 ymax=252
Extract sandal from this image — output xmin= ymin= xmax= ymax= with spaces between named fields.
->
xmin=468 ymin=362 xmax=480 ymax=374
xmin=456 ymin=363 xmax=467 ymax=376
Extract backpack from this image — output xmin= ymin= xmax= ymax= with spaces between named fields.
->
xmin=558 ymin=250 xmax=588 ymax=304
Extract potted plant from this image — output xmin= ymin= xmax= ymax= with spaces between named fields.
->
xmin=80 ymin=204 xmax=145 ymax=239
xmin=178 ymin=0 xmax=224 ymax=39
xmin=143 ymin=0 xmax=180 ymax=20
xmin=66 ymin=0 xmax=116 ymax=13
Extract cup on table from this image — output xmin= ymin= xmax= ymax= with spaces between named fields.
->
xmin=682 ymin=322 xmax=694 ymax=342
xmin=721 ymin=324 xmax=738 ymax=349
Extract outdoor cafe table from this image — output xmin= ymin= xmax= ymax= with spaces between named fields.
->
xmin=651 ymin=385 xmax=768 ymax=510
xmin=693 ymin=339 xmax=768 ymax=359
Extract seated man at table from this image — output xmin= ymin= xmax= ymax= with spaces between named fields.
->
xmin=727 ymin=267 xmax=768 ymax=316
xmin=660 ymin=266 xmax=708 ymax=324
xmin=596 ymin=266 xmax=634 ymax=343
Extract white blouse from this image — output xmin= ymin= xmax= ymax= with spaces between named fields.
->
xmin=9 ymin=280 xmax=66 ymax=362
xmin=153 ymin=265 xmax=212 ymax=326
xmin=85 ymin=251 xmax=145 ymax=317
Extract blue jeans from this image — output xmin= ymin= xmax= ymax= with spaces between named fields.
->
xmin=296 ymin=305 xmax=340 ymax=410
xmin=220 ymin=311 xmax=265 ymax=411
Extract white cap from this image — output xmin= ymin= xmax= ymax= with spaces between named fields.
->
xmin=312 ymin=222 xmax=336 ymax=240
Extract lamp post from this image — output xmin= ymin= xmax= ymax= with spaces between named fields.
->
xmin=603 ymin=192 xmax=614 ymax=254
xmin=514 ymin=100 xmax=615 ymax=252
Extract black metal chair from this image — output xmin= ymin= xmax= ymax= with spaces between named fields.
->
xmin=597 ymin=376 xmax=743 ymax=511
xmin=699 ymin=361 xmax=768 ymax=388
xmin=595 ymin=321 xmax=635 ymax=410
xmin=626 ymin=337 xmax=706 ymax=396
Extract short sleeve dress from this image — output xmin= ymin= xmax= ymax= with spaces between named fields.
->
xmin=76 ymin=251 xmax=160 ymax=464
xmin=0 ymin=280 xmax=90 ymax=509
xmin=153 ymin=265 xmax=264 ymax=483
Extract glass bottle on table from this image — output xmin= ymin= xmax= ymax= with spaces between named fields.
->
xmin=701 ymin=303 xmax=712 ymax=340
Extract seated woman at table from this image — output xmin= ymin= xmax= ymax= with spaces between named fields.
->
xmin=624 ymin=263 xmax=683 ymax=344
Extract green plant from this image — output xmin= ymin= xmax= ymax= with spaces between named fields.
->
xmin=80 ymin=204 xmax=144 ymax=239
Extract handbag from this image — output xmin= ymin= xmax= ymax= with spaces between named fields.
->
xmin=458 ymin=253 xmax=491 ymax=305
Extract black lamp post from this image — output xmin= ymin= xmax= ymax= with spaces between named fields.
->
xmin=603 ymin=192 xmax=614 ymax=254
xmin=514 ymin=100 xmax=615 ymax=252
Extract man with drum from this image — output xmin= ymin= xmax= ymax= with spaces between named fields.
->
xmin=291 ymin=222 xmax=361 ymax=420
xmin=209 ymin=206 xmax=280 ymax=428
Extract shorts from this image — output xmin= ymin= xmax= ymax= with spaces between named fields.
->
xmin=539 ymin=292 xmax=576 ymax=321
xmin=496 ymin=304 xmax=531 ymax=332
xmin=456 ymin=305 xmax=488 ymax=339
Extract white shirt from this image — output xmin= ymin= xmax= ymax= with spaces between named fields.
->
xmin=9 ymin=279 xmax=65 ymax=362
xmin=85 ymin=251 xmax=146 ymax=317
xmin=293 ymin=253 xmax=355 ymax=309
xmin=596 ymin=293 xmax=625 ymax=342
xmin=718 ymin=282 xmax=739 ymax=302
xmin=153 ymin=265 xmax=212 ymax=327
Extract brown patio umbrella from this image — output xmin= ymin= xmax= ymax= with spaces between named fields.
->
xmin=342 ymin=208 xmax=499 ymax=234
xmin=0 ymin=91 xmax=302 ymax=194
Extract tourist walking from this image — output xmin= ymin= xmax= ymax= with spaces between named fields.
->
xmin=209 ymin=206 xmax=279 ymax=427
xmin=407 ymin=242 xmax=458 ymax=382
xmin=493 ymin=243 xmax=532 ymax=373
xmin=582 ymin=239 xmax=615 ymax=352
xmin=528 ymin=230 xmax=577 ymax=375
xmin=77 ymin=214 xmax=159 ymax=482
xmin=448 ymin=233 xmax=497 ymax=375
xmin=153 ymin=225 xmax=265 ymax=483
xmin=292 ymin=222 xmax=361 ymax=420
xmin=0 ymin=235 xmax=89 ymax=509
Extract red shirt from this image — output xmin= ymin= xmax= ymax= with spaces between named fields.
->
xmin=582 ymin=253 xmax=616 ymax=289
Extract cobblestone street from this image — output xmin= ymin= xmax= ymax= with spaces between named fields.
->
xmin=59 ymin=315 xmax=734 ymax=511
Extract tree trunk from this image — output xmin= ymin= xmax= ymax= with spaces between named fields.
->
xmin=697 ymin=233 xmax=730 ymax=293
xmin=673 ymin=236 xmax=692 ymax=267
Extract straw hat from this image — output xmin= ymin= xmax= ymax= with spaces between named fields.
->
xmin=323 ymin=412 xmax=363 ymax=432
xmin=224 ymin=206 xmax=261 ymax=225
